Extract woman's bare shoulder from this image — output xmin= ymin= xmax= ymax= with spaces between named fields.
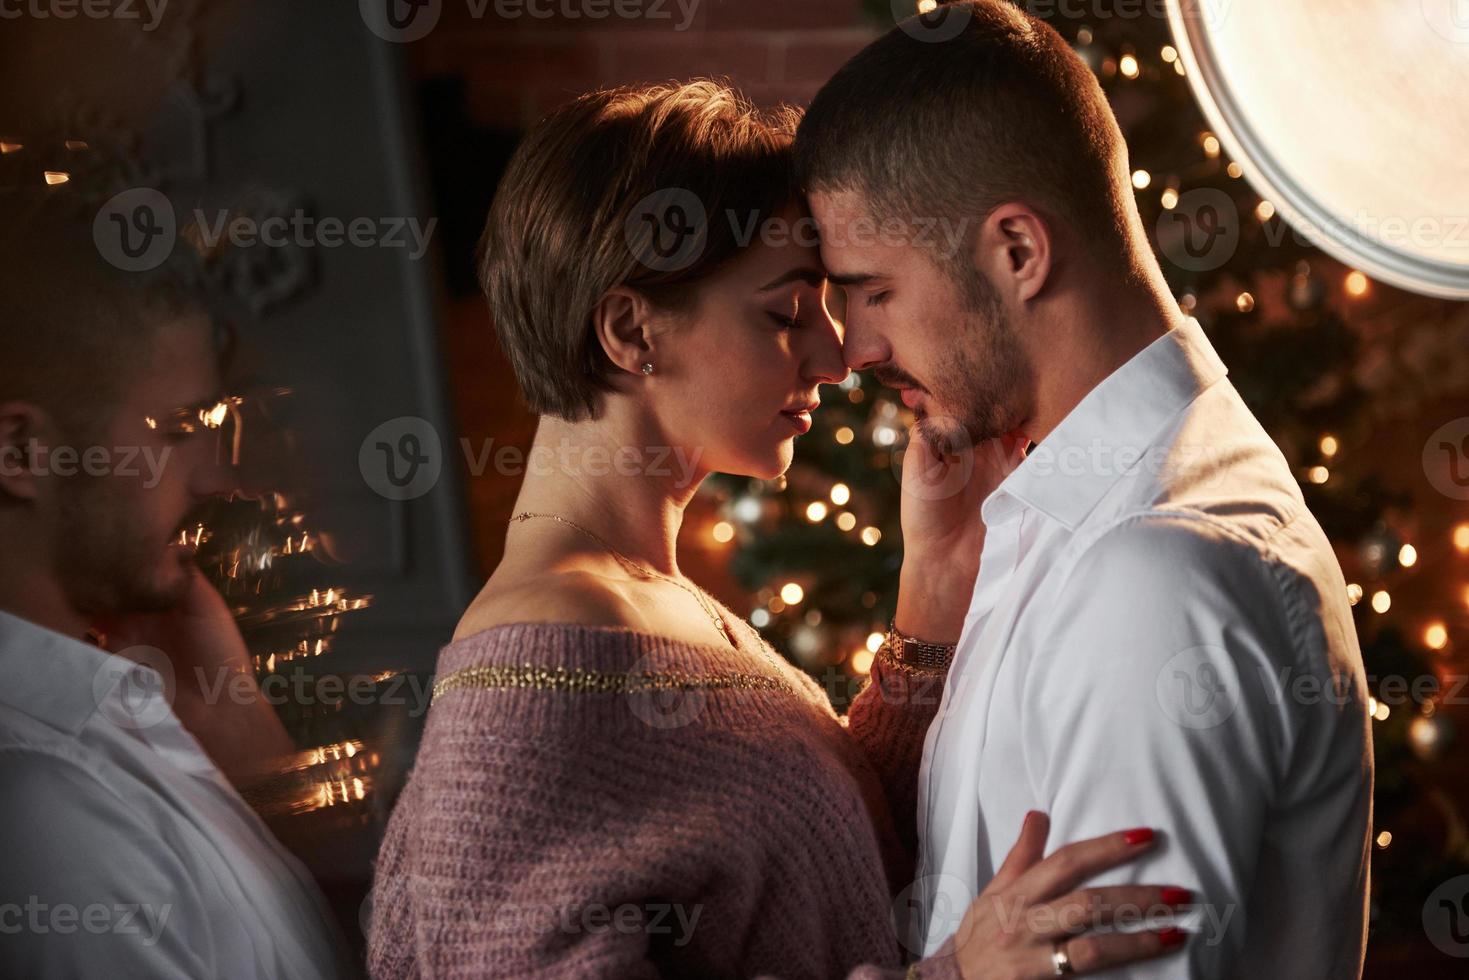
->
xmin=452 ymin=567 xmax=647 ymax=642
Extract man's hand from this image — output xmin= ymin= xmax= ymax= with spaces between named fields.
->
xmin=97 ymin=565 xmax=294 ymax=789
xmin=896 ymin=428 xmax=1025 ymax=641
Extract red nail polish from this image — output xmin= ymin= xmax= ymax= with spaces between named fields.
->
xmin=1157 ymin=927 xmax=1186 ymax=948
xmin=1122 ymin=828 xmax=1155 ymax=845
xmin=1161 ymin=887 xmax=1192 ymax=905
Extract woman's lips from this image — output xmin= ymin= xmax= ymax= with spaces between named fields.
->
xmin=779 ymin=409 xmax=813 ymax=434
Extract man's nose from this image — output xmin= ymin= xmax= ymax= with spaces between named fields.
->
xmin=841 ymin=319 xmax=886 ymax=372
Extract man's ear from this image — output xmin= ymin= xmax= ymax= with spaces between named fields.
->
xmin=591 ymin=285 xmax=656 ymax=377
xmin=0 ymin=402 xmax=47 ymax=502
xmin=975 ymin=203 xmax=1053 ymax=305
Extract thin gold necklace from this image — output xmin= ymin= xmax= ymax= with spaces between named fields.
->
xmin=511 ymin=511 xmax=739 ymax=648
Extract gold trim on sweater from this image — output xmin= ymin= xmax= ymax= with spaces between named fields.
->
xmin=431 ymin=663 xmax=791 ymax=702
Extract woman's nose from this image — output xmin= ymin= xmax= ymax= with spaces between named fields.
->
xmin=804 ymin=327 xmax=849 ymax=385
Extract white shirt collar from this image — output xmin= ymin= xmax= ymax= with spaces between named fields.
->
xmin=983 ymin=317 xmax=1229 ymax=531
xmin=0 ymin=608 xmax=171 ymax=737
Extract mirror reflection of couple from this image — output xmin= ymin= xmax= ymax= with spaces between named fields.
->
xmin=371 ymin=4 xmax=1371 ymax=978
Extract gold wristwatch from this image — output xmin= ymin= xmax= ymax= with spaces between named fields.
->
xmin=880 ymin=619 xmax=957 ymax=672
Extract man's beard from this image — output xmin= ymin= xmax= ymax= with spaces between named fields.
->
xmin=54 ymin=480 xmax=189 ymax=619
xmin=915 ymin=289 xmax=1033 ymax=456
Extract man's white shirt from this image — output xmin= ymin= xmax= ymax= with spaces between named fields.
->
xmin=914 ymin=318 xmax=1373 ymax=978
xmin=0 ymin=609 xmax=345 ymax=979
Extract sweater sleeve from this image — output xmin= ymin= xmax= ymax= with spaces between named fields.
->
xmin=843 ymin=657 xmax=947 ymax=867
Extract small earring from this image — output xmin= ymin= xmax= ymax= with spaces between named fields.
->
xmin=640 ymin=362 xmax=654 ymax=375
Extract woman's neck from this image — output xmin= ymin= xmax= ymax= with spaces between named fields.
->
xmin=507 ymin=413 xmax=706 ymax=578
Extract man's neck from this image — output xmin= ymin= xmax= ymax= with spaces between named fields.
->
xmin=0 ymin=558 xmax=89 ymax=641
xmin=1021 ymin=280 xmax=1186 ymax=446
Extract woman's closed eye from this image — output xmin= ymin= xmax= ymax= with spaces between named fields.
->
xmin=768 ymin=293 xmax=803 ymax=330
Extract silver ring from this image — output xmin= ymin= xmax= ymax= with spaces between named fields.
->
xmin=1051 ymin=940 xmax=1075 ymax=976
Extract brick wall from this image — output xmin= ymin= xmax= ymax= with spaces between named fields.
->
xmin=412 ymin=0 xmax=881 ymax=128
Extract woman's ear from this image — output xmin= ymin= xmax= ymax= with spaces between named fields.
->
xmin=591 ymin=286 xmax=654 ymax=376
xmin=974 ymin=203 xmax=1053 ymax=305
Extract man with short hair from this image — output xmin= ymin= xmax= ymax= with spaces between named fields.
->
xmin=0 ymin=200 xmax=345 ymax=978
xmin=794 ymin=3 xmax=1372 ymax=977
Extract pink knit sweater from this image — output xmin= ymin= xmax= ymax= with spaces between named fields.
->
xmin=368 ymin=614 xmax=964 ymax=979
